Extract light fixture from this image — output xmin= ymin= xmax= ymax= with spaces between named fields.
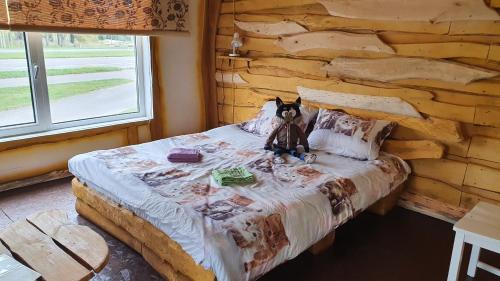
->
xmin=229 ymin=32 xmax=243 ymax=57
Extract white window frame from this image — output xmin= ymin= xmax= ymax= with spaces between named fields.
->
xmin=0 ymin=33 xmax=152 ymax=139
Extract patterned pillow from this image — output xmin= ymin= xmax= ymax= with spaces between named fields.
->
xmin=308 ymin=109 xmax=397 ymax=160
xmin=238 ymin=101 xmax=318 ymax=136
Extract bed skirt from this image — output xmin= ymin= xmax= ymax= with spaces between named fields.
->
xmin=72 ymin=178 xmax=404 ymax=281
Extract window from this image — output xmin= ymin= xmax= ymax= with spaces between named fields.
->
xmin=0 ymin=31 xmax=152 ymax=139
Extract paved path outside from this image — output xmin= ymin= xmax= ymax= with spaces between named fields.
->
xmin=0 ymin=83 xmax=137 ymax=127
xmin=0 ymin=57 xmax=135 ymax=71
xmin=1 ymin=69 xmax=135 ymax=87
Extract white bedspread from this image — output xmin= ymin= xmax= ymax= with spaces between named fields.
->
xmin=69 ymin=125 xmax=410 ymax=281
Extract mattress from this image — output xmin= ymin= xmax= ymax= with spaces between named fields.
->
xmin=68 ymin=125 xmax=410 ymax=281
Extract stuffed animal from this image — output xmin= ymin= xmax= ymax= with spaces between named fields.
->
xmin=264 ymin=97 xmax=317 ymax=164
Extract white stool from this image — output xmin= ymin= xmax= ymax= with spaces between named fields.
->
xmin=447 ymin=202 xmax=500 ymax=281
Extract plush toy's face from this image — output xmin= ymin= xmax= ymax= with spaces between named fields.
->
xmin=275 ymin=97 xmax=302 ymax=123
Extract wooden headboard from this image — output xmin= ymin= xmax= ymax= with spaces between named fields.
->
xmin=209 ymin=0 xmax=500 ymax=220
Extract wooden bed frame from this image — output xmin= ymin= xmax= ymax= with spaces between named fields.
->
xmin=72 ymin=178 xmax=404 ymax=281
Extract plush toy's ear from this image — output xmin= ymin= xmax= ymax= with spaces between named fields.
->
xmin=276 ymin=97 xmax=284 ymax=107
xmin=295 ymin=97 xmax=302 ymax=105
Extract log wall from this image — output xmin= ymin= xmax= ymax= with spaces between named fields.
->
xmin=213 ymin=0 xmax=500 ymax=220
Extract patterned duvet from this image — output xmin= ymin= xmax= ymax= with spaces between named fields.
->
xmin=69 ymin=125 xmax=410 ymax=281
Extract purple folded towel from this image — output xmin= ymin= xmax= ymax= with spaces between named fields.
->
xmin=168 ymin=148 xmax=201 ymax=163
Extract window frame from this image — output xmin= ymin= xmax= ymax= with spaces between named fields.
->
xmin=0 ymin=32 xmax=152 ymax=139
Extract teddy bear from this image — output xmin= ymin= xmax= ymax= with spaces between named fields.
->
xmin=264 ymin=97 xmax=316 ymax=164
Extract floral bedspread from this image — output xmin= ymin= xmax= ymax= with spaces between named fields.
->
xmin=69 ymin=125 xmax=410 ymax=281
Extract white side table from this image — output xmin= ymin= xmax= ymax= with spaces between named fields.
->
xmin=447 ymin=202 xmax=500 ymax=281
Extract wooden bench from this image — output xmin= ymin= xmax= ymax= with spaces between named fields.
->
xmin=0 ymin=210 xmax=109 ymax=281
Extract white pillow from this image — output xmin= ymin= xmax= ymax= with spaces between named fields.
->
xmin=239 ymin=101 xmax=318 ymax=136
xmin=308 ymin=109 xmax=396 ymax=160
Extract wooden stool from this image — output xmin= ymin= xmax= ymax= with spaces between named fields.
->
xmin=0 ymin=210 xmax=109 ymax=281
xmin=447 ymin=202 xmax=500 ymax=281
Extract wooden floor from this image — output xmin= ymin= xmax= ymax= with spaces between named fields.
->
xmin=0 ymin=178 xmax=498 ymax=281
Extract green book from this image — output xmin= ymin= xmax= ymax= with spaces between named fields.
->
xmin=212 ymin=167 xmax=254 ymax=186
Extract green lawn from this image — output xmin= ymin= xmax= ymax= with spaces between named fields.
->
xmin=0 ymin=79 xmax=133 ymax=111
xmin=0 ymin=49 xmax=134 ymax=59
xmin=0 ymin=66 xmax=125 ymax=79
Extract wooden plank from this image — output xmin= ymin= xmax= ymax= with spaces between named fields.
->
xmin=27 ymin=210 xmax=109 ymax=272
xmin=460 ymin=186 xmax=500 ymax=210
xmin=219 ymin=13 xmax=450 ymax=34
xmin=249 ymin=3 xmax=328 ymax=15
xmin=0 ymin=170 xmax=71 ymax=193
xmin=322 ymin=57 xmax=498 ymax=84
xmin=491 ymin=0 xmax=500 ymax=8
xmin=275 ymin=31 xmax=395 ymax=54
xmin=474 ymin=105 xmax=500 ymax=127
xmin=218 ymin=105 xmax=261 ymax=123
xmin=0 ymin=220 xmax=92 ymax=281
xmin=468 ymin=136 xmax=500 ymax=164
xmin=452 ymin=58 xmax=500 ymax=73
xmin=405 ymin=98 xmax=475 ymax=124
xmin=318 ymin=0 xmax=500 ymax=22
xmin=490 ymin=45 xmax=500 ymax=62
xmin=72 ymin=179 xmax=216 ymax=281
xmin=215 ymin=72 xmax=248 ymax=84
xmin=250 ymin=57 xmax=328 ymax=78
xmin=394 ymin=79 xmax=500 ymax=97
xmin=297 ymin=86 xmax=423 ymax=118
xmin=238 ymin=72 xmax=434 ymax=100
xmin=407 ymin=176 xmax=462 ymax=206
xmin=449 ymin=21 xmax=500 ymax=36
xmin=433 ymin=90 xmax=500 ymax=107
xmin=74 ymin=200 xmax=142 ymax=254
xmin=217 ymin=87 xmax=269 ymax=106
xmin=235 ymin=20 xmax=308 ymax=36
xmin=220 ymin=0 xmax=317 ymax=13
xmin=390 ymin=126 xmax=470 ymax=157
xmin=464 ymin=124 xmax=500 ymax=139
xmin=409 ymin=159 xmax=467 ymax=186
xmin=127 ymin=126 xmax=139 ymax=145
xmin=382 ymin=140 xmax=445 ymax=160
xmin=392 ymin=42 xmax=489 ymax=59
xmin=217 ymin=35 xmax=491 ymax=60
xmin=447 ymin=154 xmax=500 ymax=171
xmin=463 ymin=164 xmax=500 ymax=193
xmin=203 ymin=0 xmax=222 ymax=130
xmin=379 ymin=31 xmax=500 ymax=45
xmin=0 ymin=242 xmax=11 ymax=256
xmin=398 ymin=191 xmax=467 ymax=223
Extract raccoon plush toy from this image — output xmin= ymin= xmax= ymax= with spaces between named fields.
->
xmin=264 ymin=97 xmax=317 ymax=164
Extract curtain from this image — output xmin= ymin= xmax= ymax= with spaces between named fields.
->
xmin=0 ymin=1 xmax=7 ymax=28
xmin=4 ymin=0 xmax=189 ymax=33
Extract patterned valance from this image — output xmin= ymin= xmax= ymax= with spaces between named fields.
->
xmin=2 ymin=0 xmax=189 ymax=33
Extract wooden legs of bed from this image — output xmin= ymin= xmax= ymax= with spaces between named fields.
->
xmin=72 ymin=178 xmax=216 ymax=281
xmin=368 ymin=184 xmax=405 ymax=216
xmin=308 ymin=184 xmax=405 ymax=255
xmin=308 ymin=232 xmax=336 ymax=255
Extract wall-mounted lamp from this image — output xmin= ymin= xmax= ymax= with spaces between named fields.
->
xmin=229 ymin=32 xmax=243 ymax=57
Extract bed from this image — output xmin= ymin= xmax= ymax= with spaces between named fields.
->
xmin=69 ymin=124 xmax=410 ymax=281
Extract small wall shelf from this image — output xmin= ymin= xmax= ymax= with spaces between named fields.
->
xmin=216 ymin=55 xmax=254 ymax=62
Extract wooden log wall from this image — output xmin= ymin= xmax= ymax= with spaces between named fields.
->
xmin=212 ymin=0 xmax=500 ymax=221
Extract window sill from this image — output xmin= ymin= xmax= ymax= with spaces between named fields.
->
xmin=0 ymin=117 xmax=151 ymax=151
